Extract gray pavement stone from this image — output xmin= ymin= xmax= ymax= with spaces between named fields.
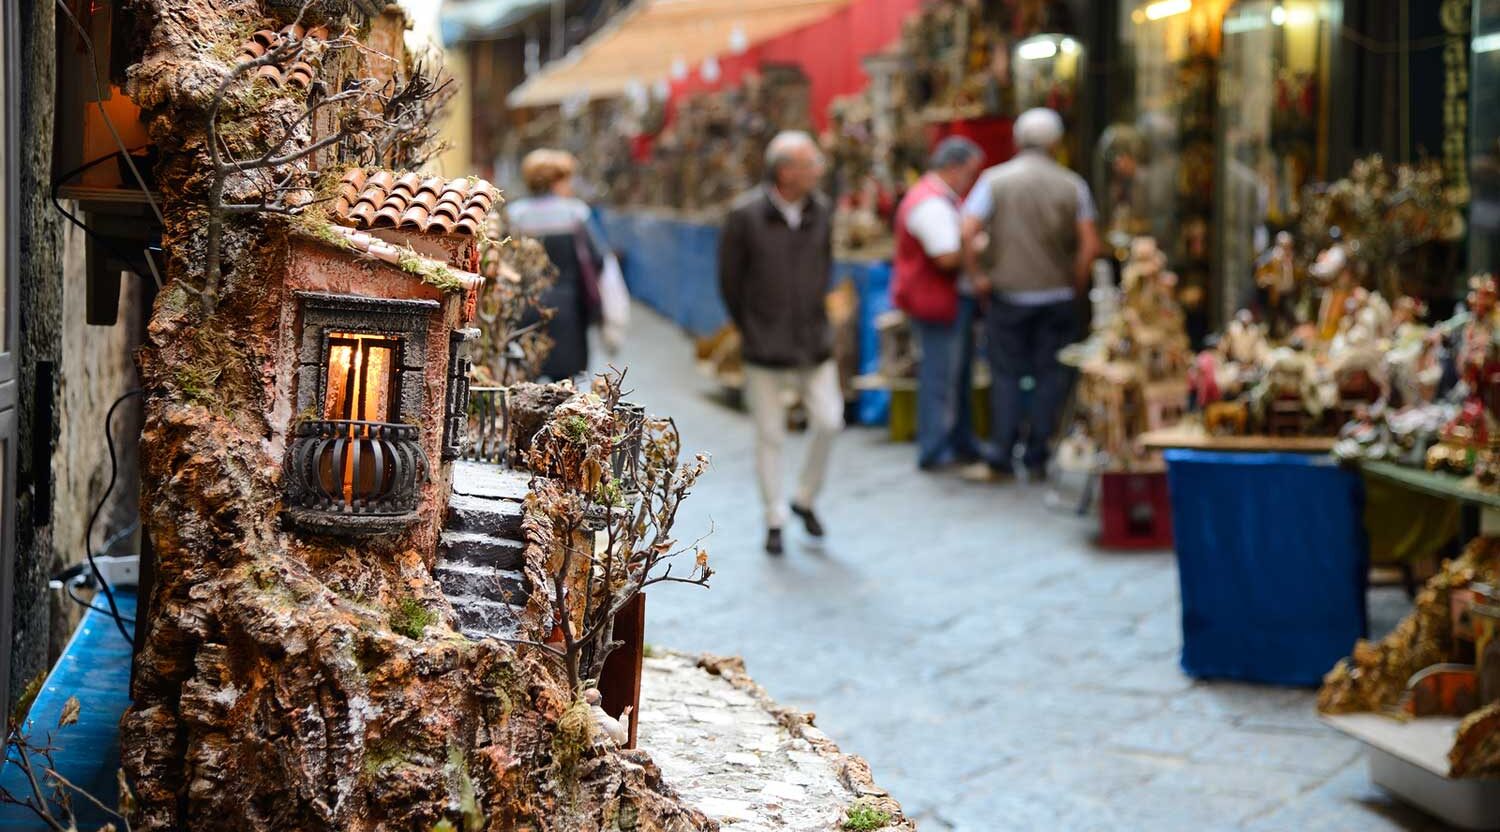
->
xmin=604 ymin=308 xmax=1441 ymax=831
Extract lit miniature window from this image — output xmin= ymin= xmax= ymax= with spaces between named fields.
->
xmin=324 ymin=333 xmax=401 ymax=422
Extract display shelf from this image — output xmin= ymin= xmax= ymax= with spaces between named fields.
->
xmin=1323 ymin=713 xmax=1500 ymax=831
xmin=1358 ymin=461 xmax=1500 ymax=512
xmin=57 ymin=183 xmax=161 ymax=209
xmin=1139 ymin=424 xmax=1336 ymax=453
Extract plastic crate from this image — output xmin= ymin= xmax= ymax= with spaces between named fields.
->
xmin=1098 ymin=469 xmax=1173 ymax=549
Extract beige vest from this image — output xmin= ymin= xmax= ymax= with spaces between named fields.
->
xmin=982 ymin=152 xmax=1081 ymax=295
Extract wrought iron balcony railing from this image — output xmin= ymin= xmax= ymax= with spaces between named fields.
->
xmin=284 ymin=419 xmax=429 ymax=535
xmin=462 ymin=387 xmax=508 ymax=464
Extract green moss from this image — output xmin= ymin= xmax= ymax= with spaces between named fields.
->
xmin=595 ymin=479 xmax=624 ymax=507
xmin=447 ymin=743 xmax=484 ymax=831
xmin=308 ymin=221 xmax=352 ymax=250
xmin=551 ymin=693 xmax=594 ymax=780
xmin=175 ymin=361 xmax=224 ymax=407
xmin=389 ymin=597 xmax=435 ymax=640
xmin=394 ymin=246 xmax=466 ymax=293
xmin=562 ymin=415 xmax=591 ymax=445
xmin=842 ymin=803 xmax=892 ymax=831
xmin=173 ymin=329 xmax=250 ymax=411
xmin=429 ymin=822 xmax=458 ymax=832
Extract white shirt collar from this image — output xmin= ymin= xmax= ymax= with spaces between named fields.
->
xmin=766 ymin=186 xmax=807 ymax=229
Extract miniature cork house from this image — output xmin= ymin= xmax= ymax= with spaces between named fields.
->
xmin=279 ymin=168 xmax=497 ymax=537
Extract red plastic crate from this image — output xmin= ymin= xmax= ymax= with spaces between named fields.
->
xmin=1098 ymin=469 xmax=1173 ymax=549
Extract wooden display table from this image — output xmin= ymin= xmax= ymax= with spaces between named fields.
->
xmin=1323 ymin=713 xmax=1500 ymax=830
xmin=1139 ymin=424 xmax=1337 ymax=454
xmin=1358 ymin=461 xmax=1500 ymax=512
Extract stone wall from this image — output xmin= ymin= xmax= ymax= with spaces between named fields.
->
xmin=49 ymin=217 xmax=147 ymax=657
xmin=13 ymin=0 xmax=148 ymax=701
xmin=13 ymin=0 xmax=63 ymax=706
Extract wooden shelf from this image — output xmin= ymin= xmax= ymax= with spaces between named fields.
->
xmin=1322 ymin=712 xmax=1458 ymax=777
xmin=1358 ymin=461 xmax=1500 ymax=511
xmin=1139 ymin=424 xmax=1336 ymax=454
xmin=58 ymin=184 xmax=161 ymax=210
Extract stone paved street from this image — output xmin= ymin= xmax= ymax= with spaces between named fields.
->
xmin=610 ymin=306 xmax=1445 ymax=831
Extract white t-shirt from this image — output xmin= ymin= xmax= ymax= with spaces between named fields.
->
xmin=905 ymin=189 xmax=962 ymax=259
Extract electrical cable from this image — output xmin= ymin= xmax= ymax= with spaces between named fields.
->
xmin=65 ymin=579 xmax=137 ymax=626
xmin=85 ymin=389 xmax=146 ymax=645
xmin=52 ymin=0 xmax=164 ymax=228
xmin=51 ymin=149 xmax=157 ymax=280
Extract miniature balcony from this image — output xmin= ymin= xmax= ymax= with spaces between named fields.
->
xmin=284 ymin=418 xmax=429 ymax=536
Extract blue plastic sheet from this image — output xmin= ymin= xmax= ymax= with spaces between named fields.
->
xmin=0 ymin=593 xmax=136 ymax=830
xmin=597 ymin=209 xmax=729 ymax=337
xmin=835 ymin=259 xmax=892 ymax=426
xmin=1164 ymin=450 xmax=1367 ymax=686
xmin=597 ymin=208 xmax=893 ymax=425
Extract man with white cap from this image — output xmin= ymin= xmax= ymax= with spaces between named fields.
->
xmin=960 ymin=107 xmax=1101 ymax=481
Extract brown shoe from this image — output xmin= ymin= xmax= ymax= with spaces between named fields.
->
xmin=960 ymin=462 xmax=1015 ymax=484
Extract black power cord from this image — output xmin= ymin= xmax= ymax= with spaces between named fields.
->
xmin=83 ymin=389 xmax=146 ymax=645
xmin=50 ymin=149 xmax=158 ymax=281
xmin=52 ymin=522 xmax=139 ymax=625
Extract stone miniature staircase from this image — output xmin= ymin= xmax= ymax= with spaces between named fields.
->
xmin=438 ymin=461 xmax=533 ymax=640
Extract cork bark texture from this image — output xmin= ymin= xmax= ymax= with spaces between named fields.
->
xmin=117 ymin=1 xmax=716 ymax=829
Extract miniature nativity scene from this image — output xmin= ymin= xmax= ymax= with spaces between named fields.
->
xmin=1059 ymin=156 xmax=1469 ymax=470
xmin=0 ymin=1 xmax=912 ymax=829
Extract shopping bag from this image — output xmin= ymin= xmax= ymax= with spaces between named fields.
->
xmin=599 ymin=252 xmax=630 ymax=353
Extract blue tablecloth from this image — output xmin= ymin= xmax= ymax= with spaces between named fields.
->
xmin=0 ymin=594 xmax=135 ymax=830
xmin=1165 ymin=450 xmax=1367 ymax=686
xmin=597 ymin=208 xmax=892 ymax=425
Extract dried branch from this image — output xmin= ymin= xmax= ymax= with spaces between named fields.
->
xmin=522 ymin=372 xmax=712 ymax=693
xmin=1 ymin=717 xmax=133 ymax=832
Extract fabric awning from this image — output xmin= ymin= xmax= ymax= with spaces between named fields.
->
xmin=439 ymin=0 xmax=551 ymax=45
xmin=507 ymin=0 xmax=852 ymax=108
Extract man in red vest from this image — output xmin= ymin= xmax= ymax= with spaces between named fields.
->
xmin=891 ymin=136 xmax=986 ymax=470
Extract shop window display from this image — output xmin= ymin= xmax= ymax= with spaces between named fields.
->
xmin=1102 ymin=0 xmax=1231 ymax=342
xmin=1011 ymin=33 xmax=1086 ymax=168
xmin=1472 ymin=0 xmax=1500 ymax=274
xmin=1217 ymin=0 xmax=1339 ymax=325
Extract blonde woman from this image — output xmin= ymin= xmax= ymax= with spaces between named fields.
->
xmin=509 ymin=149 xmax=608 ymax=381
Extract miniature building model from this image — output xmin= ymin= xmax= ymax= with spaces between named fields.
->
xmin=278 ymin=169 xmax=497 ymax=537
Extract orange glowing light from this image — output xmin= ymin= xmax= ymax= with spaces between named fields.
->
xmin=323 ymin=333 xmax=400 ymax=502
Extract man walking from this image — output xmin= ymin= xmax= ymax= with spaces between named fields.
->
xmin=718 ymin=131 xmax=842 ymax=555
xmin=961 ymin=108 xmax=1100 ymax=481
xmin=891 ymin=136 xmax=985 ymax=470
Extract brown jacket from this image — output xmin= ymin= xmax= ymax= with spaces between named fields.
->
xmin=717 ymin=187 xmax=834 ymax=368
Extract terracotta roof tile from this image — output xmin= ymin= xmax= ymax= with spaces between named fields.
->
xmin=234 ymin=24 xmax=329 ymax=89
xmin=330 ymin=167 xmax=500 ymax=237
xmin=371 ymin=204 xmax=404 ymax=228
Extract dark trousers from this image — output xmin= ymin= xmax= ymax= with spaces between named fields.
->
xmin=951 ymin=296 xmax=982 ymax=459
xmin=911 ymin=296 xmax=985 ymax=467
xmin=984 ymin=298 xmax=1078 ymax=471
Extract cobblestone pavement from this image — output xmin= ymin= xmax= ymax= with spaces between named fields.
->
xmin=638 ymin=653 xmax=896 ymax=830
xmin=608 ymin=307 xmax=1445 ymax=832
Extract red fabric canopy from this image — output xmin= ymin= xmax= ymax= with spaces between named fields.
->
xmin=665 ymin=0 xmax=922 ymax=133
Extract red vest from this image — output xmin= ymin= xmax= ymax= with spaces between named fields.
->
xmin=892 ymin=174 xmax=961 ymax=324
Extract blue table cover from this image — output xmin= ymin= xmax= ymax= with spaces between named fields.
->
xmin=0 ymin=593 xmax=135 ymax=830
xmin=1164 ymin=450 xmax=1367 ymax=686
xmin=598 ymin=208 xmax=892 ymax=425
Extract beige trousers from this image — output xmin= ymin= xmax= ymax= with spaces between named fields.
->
xmin=743 ymin=359 xmax=845 ymax=529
